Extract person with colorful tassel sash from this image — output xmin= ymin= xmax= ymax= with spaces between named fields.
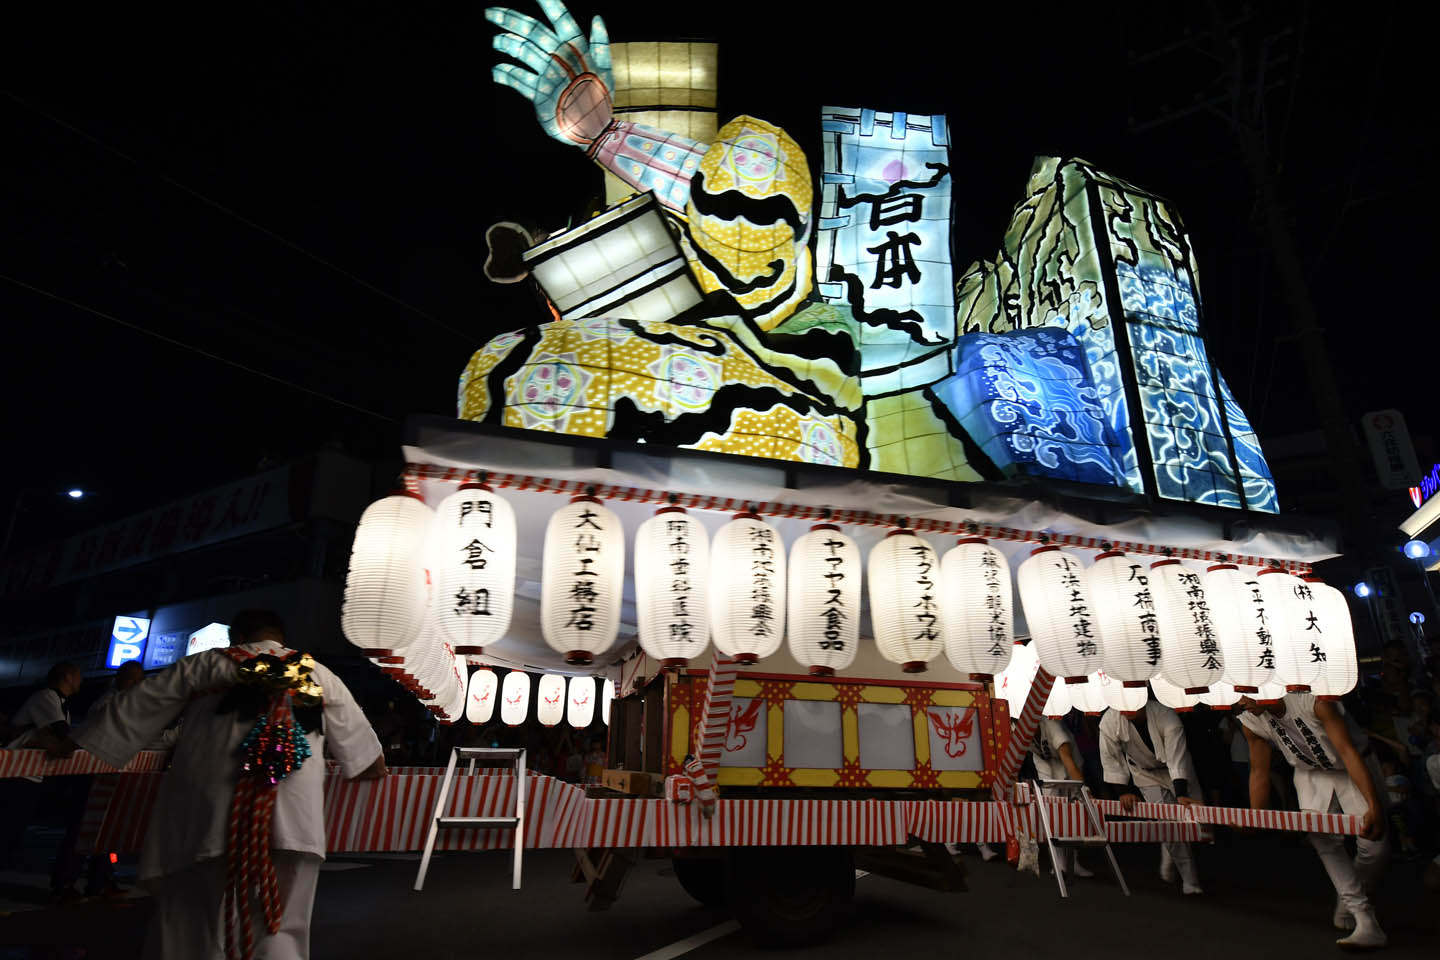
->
xmin=61 ymin=610 xmax=386 ymax=959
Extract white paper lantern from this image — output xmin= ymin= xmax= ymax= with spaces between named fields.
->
xmin=1017 ymin=545 xmax=1105 ymax=681
xmin=1042 ymin=674 xmax=1072 ymax=717
xmin=1199 ymin=681 xmax=1240 ymax=711
xmin=1150 ymin=673 xmax=1201 ymax=712
xmin=466 ymin=668 xmax=498 ymax=724
xmin=440 ymin=652 xmax=468 ymax=723
xmin=1094 ymin=670 xmax=1148 ymax=713
xmin=996 ymin=641 xmax=1037 ymax=717
xmin=1205 ymin=563 xmax=1280 ymax=694
xmin=787 ymin=523 xmax=861 ymax=676
xmin=537 ymin=674 xmax=566 ymax=727
xmin=1255 ymin=568 xmax=1325 ymax=693
xmin=868 ymin=529 xmax=946 ymax=673
xmin=541 ymin=495 xmax=625 ymax=666
xmin=500 ymin=671 xmax=531 ymax=726
xmin=567 ymin=676 xmax=597 ymax=728
xmin=1088 ymin=551 xmax=1163 ymax=686
xmin=602 ymin=678 xmax=616 ymax=725
xmin=341 ymin=493 xmax=434 ymax=655
xmin=1151 ymin=559 xmax=1225 ymax=693
xmin=709 ymin=513 xmax=787 ymax=663
xmin=940 ymin=537 xmax=1014 ymax=681
xmin=1255 ymin=679 xmax=1287 ymax=704
xmin=635 ymin=506 xmax=710 ymax=668
xmin=1305 ymin=578 xmax=1358 ymax=701
xmin=1067 ymin=677 xmax=1107 ymax=715
xmin=430 ymin=484 xmax=517 ymax=658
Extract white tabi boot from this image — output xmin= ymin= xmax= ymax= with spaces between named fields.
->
xmin=1333 ymin=897 xmax=1355 ymax=931
xmin=1159 ymin=846 xmax=1178 ymax=883
xmin=1336 ymin=909 xmax=1387 ymax=951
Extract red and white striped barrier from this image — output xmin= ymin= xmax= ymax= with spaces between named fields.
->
xmin=0 ymin=749 xmax=168 ymax=779
xmin=84 ymin=769 xmax=1346 ymax=856
xmin=991 ymin=667 xmax=1054 ymax=798
xmin=692 ymin=651 xmax=738 ymax=784
xmin=402 ymin=463 xmax=1313 ymax=573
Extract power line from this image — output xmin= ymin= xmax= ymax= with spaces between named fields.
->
xmin=3 ymin=89 xmax=476 ymax=344
xmin=1 ymin=271 xmax=398 ymax=424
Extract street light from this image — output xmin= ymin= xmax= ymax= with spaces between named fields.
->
xmin=2 ymin=487 xmax=93 ymax=559
xmin=1353 ymin=582 xmax=1373 ymax=598
xmin=67 ymin=488 xmax=85 ymax=500
xmin=1403 ymin=540 xmax=1431 ymax=560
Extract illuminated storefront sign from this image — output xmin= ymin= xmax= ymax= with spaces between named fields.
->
xmin=106 ymin=615 xmax=150 ymax=669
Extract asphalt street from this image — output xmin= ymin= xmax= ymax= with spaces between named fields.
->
xmin=1 ymin=832 xmax=1436 ymax=958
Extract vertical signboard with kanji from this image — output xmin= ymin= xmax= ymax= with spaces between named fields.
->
xmin=816 ymin=107 xmax=955 ymax=396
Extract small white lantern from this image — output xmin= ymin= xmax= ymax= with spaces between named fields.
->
xmin=541 ymin=495 xmax=625 ymax=666
xmin=1199 ymin=681 xmax=1240 ymax=711
xmin=996 ymin=641 xmax=1038 ymax=717
xmin=500 ymin=671 xmax=531 ymax=726
xmin=1067 ymin=677 xmax=1108 ymax=715
xmin=1088 ymin=551 xmax=1162 ymax=687
xmin=430 ymin=484 xmax=517 ymax=658
xmin=1255 ymin=679 xmax=1288 ymax=704
xmin=1094 ymin=670 xmax=1148 ymax=714
xmin=1150 ymin=673 xmax=1201 ymax=712
xmin=868 ymin=529 xmax=946 ymax=673
xmin=1042 ymin=673 xmax=1072 ymax=717
xmin=1306 ymin=577 xmax=1358 ymax=701
xmin=1205 ymin=563 xmax=1280 ymax=694
xmin=940 ymin=537 xmax=1014 ymax=681
xmin=466 ymin=668 xmax=498 ymax=724
xmin=1255 ymin=568 xmax=1325 ymax=693
xmin=567 ymin=675 xmax=597 ymax=728
xmin=1017 ymin=545 xmax=1105 ymax=681
xmin=537 ymin=673 xmax=566 ymax=727
xmin=1151 ymin=559 xmax=1225 ymax=693
xmin=634 ymin=506 xmax=710 ymax=668
xmin=602 ymin=678 xmax=616 ymax=725
xmin=341 ymin=492 xmax=434 ymax=656
xmin=709 ymin=512 xmax=787 ymax=663
xmin=787 ymin=523 xmax=861 ymax=676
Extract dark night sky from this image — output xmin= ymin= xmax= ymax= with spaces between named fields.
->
xmin=0 ymin=1 xmax=1428 ymax=554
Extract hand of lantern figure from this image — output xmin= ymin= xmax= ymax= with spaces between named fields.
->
xmin=486 ymin=1 xmax=614 ymax=148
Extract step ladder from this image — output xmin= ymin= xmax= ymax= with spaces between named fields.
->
xmin=414 ymin=747 xmax=526 ymax=892
xmin=1029 ymin=778 xmax=1129 ymax=899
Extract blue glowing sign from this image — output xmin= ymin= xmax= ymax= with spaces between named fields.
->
xmin=143 ymin=631 xmax=186 ymax=670
xmin=107 ymin=616 xmax=150 ymax=669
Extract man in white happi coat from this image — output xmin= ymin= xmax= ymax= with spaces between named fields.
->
xmin=1238 ymin=692 xmax=1387 ymax=950
xmin=59 ymin=610 xmax=386 ymax=959
xmin=1031 ymin=716 xmax=1094 ymax=879
xmin=1100 ymin=700 xmax=1203 ymax=894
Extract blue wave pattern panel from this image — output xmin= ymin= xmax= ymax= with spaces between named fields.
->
xmin=1115 ymin=262 xmax=1244 ymax=507
xmin=940 ymin=327 xmax=1125 ymax=486
xmin=1216 ymin=370 xmax=1279 ymax=513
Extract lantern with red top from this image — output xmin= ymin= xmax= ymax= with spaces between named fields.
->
xmin=1254 ymin=566 xmax=1327 ymax=693
xmin=868 ymin=522 xmax=945 ymax=673
xmin=1017 ymin=541 xmax=1106 ymax=702
xmin=939 ymin=532 xmax=1014 ymax=682
xmin=341 ymin=490 xmax=434 ymax=661
xmin=635 ymin=499 xmax=710 ymax=669
xmin=1205 ymin=560 xmax=1280 ymax=696
xmin=1088 ymin=547 xmax=1162 ymax=689
xmin=541 ymin=491 xmax=624 ymax=666
xmin=709 ymin=509 xmax=786 ymax=664
xmin=1303 ymin=576 xmax=1358 ymax=701
xmin=787 ymin=517 xmax=860 ymax=677
xmin=1151 ymin=557 xmax=1225 ymax=695
xmin=429 ymin=478 xmax=516 ymax=663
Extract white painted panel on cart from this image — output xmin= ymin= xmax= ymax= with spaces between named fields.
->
xmin=783 ymin=700 xmax=842 ymax=769
xmin=719 ymin=696 xmax=767 ymax=767
xmin=857 ymin=702 xmax=914 ymax=770
xmin=925 ymin=706 xmax=984 ymax=771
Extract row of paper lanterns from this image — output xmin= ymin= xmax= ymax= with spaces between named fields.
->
xmin=464 ymin=670 xmax=617 ymax=728
xmin=339 ymin=489 xmax=1357 ymax=704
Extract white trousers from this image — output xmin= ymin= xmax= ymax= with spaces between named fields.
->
xmin=143 ymin=851 xmax=322 ymax=960
xmin=1139 ymin=784 xmax=1199 ymax=885
xmin=1308 ymin=793 xmax=1386 ymax=916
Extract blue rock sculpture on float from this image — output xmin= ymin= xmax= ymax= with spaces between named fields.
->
xmin=939 ymin=327 xmax=1127 ymax=487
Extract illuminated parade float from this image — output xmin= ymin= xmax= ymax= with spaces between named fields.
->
xmin=1 ymin=0 xmax=1368 ymax=942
